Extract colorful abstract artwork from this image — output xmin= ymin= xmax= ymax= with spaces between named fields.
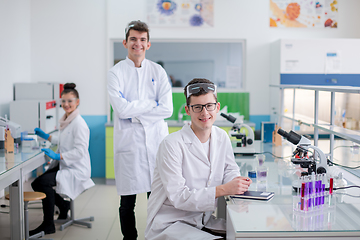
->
xmin=147 ymin=0 xmax=213 ymax=27
xmin=157 ymin=1 xmax=177 ymax=16
xmin=270 ymin=0 xmax=338 ymax=28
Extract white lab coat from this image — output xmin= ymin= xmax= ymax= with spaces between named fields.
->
xmin=145 ymin=124 xmax=240 ymax=240
xmin=107 ymin=57 xmax=173 ymax=195
xmin=49 ymin=115 xmax=95 ymax=200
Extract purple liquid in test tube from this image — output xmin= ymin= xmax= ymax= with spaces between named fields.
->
xmin=316 ymin=180 xmax=321 ymax=206
xmin=314 ymin=181 xmax=317 ymax=206
xmin=308 ymin=179 xmax=313 ymax=208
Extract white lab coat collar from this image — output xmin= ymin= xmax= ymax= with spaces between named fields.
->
xmin=125 ymin=56 xmax=147 ymax=68
xmin=182 ymin=124 xmax=218 ymax=166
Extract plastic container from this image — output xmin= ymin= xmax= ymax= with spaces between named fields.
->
xmin=21 ymin=132 xmax=38 ymax=152
xmin=248 ymin=171 xmax=257 ymax=183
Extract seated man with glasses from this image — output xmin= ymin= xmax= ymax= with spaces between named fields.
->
xmin=145 ymin=78 xmax=252 ymax=239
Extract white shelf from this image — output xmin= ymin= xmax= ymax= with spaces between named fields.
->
xmin=314 ymin=124 xmax=360 ymax=144
xmin=272 ymin=84 xmax=360 ymax=161
xmin=282 ymin=113 xmax=329 ymax=127
xmin=270 ymin=84 xmax=360 ymax=94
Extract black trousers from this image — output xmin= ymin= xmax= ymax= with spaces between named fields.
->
xmin=119 ymin=192 xmax=150 ymax=240
xmin=31 ymin=165 xmax=68 ymax=226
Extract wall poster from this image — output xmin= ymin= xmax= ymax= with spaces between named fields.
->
xmin=270 ymin=0 xmax=338 ymax=28
xmin=147 ymin=0 xmax=214 ymax=27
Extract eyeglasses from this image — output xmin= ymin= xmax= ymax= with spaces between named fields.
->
xmin=186 ymin=83 xmax=217 ymax=98
xmin=188 ymin=103 xmax=217 ymax=113
xmin=61 ymin=98 xmax=77 ymax=104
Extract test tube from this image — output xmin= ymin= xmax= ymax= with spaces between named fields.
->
xmin=321 ymin=183 xmax=325 ymax=205
xmin=316 ymin=174 xmax=322 ymax=207
xmin=312 ymin=173 xmax=316 ymax=197
xmin=294 ymin=176 xmax=303 ymax=211
xmin=329 ymin=178 xmax=334 ymax=195
xmin=314 ymin=175 xmax=318 ymax=207
xmin=308 ymin=174 xmax=315 ymax=210
xmin=298 ymin=176 xmax=303 ymax=196
xmin=305 ymin=176 xmax=309 ymax=211
xmin=300 ymin=182 xmax=305 ymax=211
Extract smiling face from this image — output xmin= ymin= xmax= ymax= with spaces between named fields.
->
xmin=61 ymin=92 xmax=79 ymax=116
xmin=185 ymin=92 xmax=220 ymax=134
xmin=123 ymin=29 xmax=151 ymax=64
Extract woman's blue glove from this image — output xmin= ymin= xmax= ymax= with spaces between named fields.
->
xmin=34 ymin=128 xmax=50 ymax=140
xmin=41 ymin=148 xmax=61 ymax=160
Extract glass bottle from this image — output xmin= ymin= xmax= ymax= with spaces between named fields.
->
xmin=256 ymin=154 xmax=268 ymax=185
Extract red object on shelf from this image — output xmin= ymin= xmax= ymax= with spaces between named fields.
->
xmin=59 ymin=84 xmax=64 ymax=98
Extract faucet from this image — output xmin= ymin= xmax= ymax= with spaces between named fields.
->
xmin=178 ymin=103 xmax=186 ymax=122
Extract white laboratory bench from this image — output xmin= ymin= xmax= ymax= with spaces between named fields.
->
xmin=225 ymin=140 xmax=360 ymax=239
xmin=0 ymin=147 xmax=46 ymax=240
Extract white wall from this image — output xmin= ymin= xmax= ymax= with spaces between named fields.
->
xmin=30 ymin=0 xmax=107 ymax=115
xmin=108 ymin=0 xmax=360 ymax=115
xmin=1 ymin=0 xmax=360 ymax=118
xmin=0 ymin=1 xmax=31 ymax=117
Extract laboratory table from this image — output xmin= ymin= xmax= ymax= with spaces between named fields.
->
xmin=0 ymin=147 xmax=45 ymax=240
xmin=226 ymin=141 xmax=360 ymax=239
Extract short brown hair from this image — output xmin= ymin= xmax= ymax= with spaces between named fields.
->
xmin=183 ymin=78 xmax=217 ymax=106
xmin=125 ymin=20 xmax=150 ymax=42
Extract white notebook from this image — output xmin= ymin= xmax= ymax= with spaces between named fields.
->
xmin=230 ymin=191 xmax=275 ymax=200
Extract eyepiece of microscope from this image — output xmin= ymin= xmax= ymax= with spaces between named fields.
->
xmin=277 ymin=128 xmax=288 ymax=138
xmin=220 ymin=113 xmax=236 ymax=123
xmin=277 ymin=128 xmax=301 ymax=145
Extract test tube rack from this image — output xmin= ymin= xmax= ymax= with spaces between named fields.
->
xmin=292 ymin=206 xmax=336 ymax=231
xmin=293 ymin=173 xmax=336 ymax=213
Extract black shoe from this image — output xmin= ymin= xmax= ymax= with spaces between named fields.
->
xmin=29 ymin=222 xmax=55 ymax=236
xmin=58 ymin=200 xmax=70 ymax=220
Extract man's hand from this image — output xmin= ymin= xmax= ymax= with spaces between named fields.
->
xmin=216 ymin=176 xmax=252 ymax=198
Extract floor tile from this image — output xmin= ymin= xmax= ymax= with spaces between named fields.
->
xmin=0 ymin=178 xmax=149 ymax=240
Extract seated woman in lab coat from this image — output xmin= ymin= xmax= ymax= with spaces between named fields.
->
xmin=29 ymin=83 xmax=95 ymax=235
xmin=145 ymin=78 xmax=252 ymax=240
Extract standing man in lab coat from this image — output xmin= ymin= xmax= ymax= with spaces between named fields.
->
xmin=107 ymin=20 xmax=173 ymax=240
xmin=145 ymin=78 xmax=251 ymax=239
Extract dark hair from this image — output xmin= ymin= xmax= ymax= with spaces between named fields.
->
xmin=183 ymin=78 xmax=217 ymax=106
xmin=125 ymin=20 xmax=150 ymax=42
xmin=61 ymin=83 xmax=79 ymax=99
xmin=156 ymin=61 xmax=164 ymax=68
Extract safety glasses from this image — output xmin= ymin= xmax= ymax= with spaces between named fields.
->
xmin=186 ymin=83 xmax=217 ymax=98
xmin=125 ymin=24 xmax=135 ymax=35
xmin=61 ymin=98 xmax=78 ymax=104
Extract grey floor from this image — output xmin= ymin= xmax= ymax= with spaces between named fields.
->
xmin=0 ymin=178 xmax=148 ymax=240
